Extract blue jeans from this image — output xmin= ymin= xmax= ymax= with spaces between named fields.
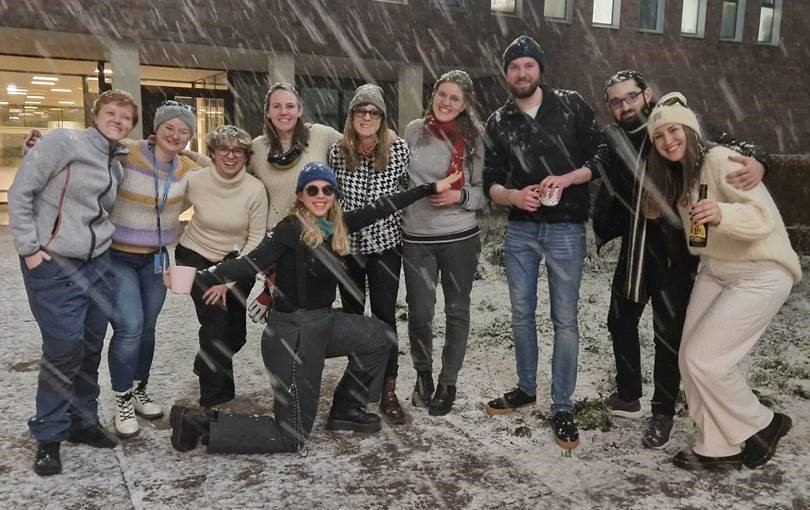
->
xmin=107 ymin=250 xmax=167 ymax=392
xmin=504 ymin=221 xmax=585 ymax=413
xmin=21 ymin=252 xmax=114 ymax=443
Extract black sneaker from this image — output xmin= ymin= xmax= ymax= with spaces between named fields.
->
xmin=326 ymin=406 xmax=381 ymax=433
xmin=33 ymin=442 xmax=61 ymax=476
xmin=551 ymin=411 xmax=580 ymax=450
xmin=67 ymin=425 xmax=118 ymax=448
xmin=673 ymin=449 xmax=742 ymax=471
xmin=605 ymin=392 xmax=643 ymax=419
xmin=411 ymin=371 xmax=434 ymax=408
xmin=484 ymin=388 xmax=536 ymax=416
xmin=428 ymin=384 xmax=456 ymax=416
xmin=169 ymin=405 xmax=210 ymax=452
xmin=642 ymin=414 xmax=674 ymax=449
xmin=743 ymin=412 xmax=792 ymax=468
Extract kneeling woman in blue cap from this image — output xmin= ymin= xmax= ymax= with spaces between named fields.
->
xmin=169 ymin=162 xmax=460 ymax=454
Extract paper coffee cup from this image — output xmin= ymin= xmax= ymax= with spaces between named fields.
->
xmin=540 ymin=187 xmax=561 ymax=207
xmin=169 ymin=265 xmax=197 ymax=294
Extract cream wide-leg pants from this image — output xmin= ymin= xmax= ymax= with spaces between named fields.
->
xmin=679 ymin=258 xmax=794 ymax=457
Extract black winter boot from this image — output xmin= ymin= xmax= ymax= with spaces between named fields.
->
xmin=170 ymin=405 xmax=210 ymax=452
xmin=34 ymin=442 xmax=61 ymax=476
xmin=429 ymin=384 xmax=456 ymax=416
xmin=326 ymin=406 xmax=381 ymax=433
xmin=412 ymin=371 xmax=434 ymax=408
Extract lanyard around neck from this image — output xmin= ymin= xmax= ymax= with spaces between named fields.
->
xmin=150 ymin=146 xmax=176 ymax=248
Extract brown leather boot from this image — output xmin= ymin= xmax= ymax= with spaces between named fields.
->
xmin=381 ymin=377 xmax=406 ymax=425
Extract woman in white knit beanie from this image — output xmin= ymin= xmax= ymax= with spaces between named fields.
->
xmin=643 ymin=92 xmax=801 ymax=472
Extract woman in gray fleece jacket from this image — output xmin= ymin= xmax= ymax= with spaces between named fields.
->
xmin=8 ymin=90 xmax=138 ymax=477
xmin=403 ymin=70 xmax=487 ymax=416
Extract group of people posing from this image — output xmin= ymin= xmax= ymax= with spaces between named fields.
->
xmin=10 ymin=34 xmax=799 ymax=477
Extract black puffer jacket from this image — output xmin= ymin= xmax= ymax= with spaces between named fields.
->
xmin=484 ymin=84 xmax=608 ymax=224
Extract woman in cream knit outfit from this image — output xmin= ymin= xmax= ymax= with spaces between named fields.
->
xmin=643 ymin=93 xmax=801 ymax=472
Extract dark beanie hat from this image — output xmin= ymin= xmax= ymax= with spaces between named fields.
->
xmin=502 ymin=35 xmax=545 ymax=73
xmin=296 ymin=162 xmax=338 ymax=193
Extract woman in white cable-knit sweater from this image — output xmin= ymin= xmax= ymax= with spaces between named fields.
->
xmin=643 ymin=92 xmax=801 ymax=472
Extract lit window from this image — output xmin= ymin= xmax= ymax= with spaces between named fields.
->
xmin=681 ymin=0 xmax=707 ymax=36
xmin=491 ymin=0 xmax=519 ymax=14
xmin=593 ymin=0 xmax=621 ymax=27
xmin=545 ymin=0 xmax=571 ymax=21
xmin=758 ymin=0 xmax=782 ymax=45
xmin=720 ymin=0 xmax=747 ymax=41
xmin=639 ymin=0 xmax=664 ymax=32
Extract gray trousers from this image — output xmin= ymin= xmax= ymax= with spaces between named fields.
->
xmin=207 ymin=308 xmax=392 ymax=454
xmin=403 ymin=235 xmax=481 ymax=386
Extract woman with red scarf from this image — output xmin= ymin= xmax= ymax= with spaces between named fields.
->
xmin=327 ymin=84 xmax=411 ymax=424
xmin=403 ymin=70 xmax=487 ymax=415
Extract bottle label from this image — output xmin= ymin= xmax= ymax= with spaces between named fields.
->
xmin=690 ymin=223 xmax=707 ymax=240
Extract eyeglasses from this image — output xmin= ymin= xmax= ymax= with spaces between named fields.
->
xmin=353 ymin=108 xmax=382 ymax=120
xmin=215 ymin=146 xmax=247 ymax=157
xmin=607 ymin=90 xmax=643 ymax=110
xmin=161 ymin=99 xmax=196 ymax=113
xmin=304 ymin=184 xmax=336 ymax=197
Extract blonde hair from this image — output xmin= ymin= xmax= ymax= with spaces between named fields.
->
xmin=93 ymin=89 xmax=140 ymax=127
xmin=293 ymin=201 xmax=350 ymax=256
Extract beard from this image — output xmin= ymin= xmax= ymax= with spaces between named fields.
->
xmin=617 ymin=100 xmax=653 ymax=133
xmin=508 ymin=78 xmax=540 ymax=99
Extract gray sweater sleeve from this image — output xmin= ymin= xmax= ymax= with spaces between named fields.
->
xmin=461 ymin=136 xmax=487 ymax=211
xmin=8 ymin=130 xmax=74 ymax=256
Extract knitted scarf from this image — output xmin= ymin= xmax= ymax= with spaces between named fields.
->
xmin=356 ymin=137 xmax=377 ymax=160
xmin=425 ymin=116 xmax=464 ymax=190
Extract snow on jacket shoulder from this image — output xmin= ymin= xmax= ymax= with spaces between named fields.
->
xmin=484 ymin=84 xmax=608 ymax=224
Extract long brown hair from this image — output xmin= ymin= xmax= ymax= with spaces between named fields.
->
xmin=339 ymin=106 xmax=391 ymax=172
xmin=262 ymin=83 xmax=310 ymax=155
xmin=642 ymin=126 xmax=708 ymax=219
xmin=293 ymin=200 xmax=350 ymax=256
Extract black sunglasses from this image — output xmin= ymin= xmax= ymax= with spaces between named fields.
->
xmin=304 ymin=184 xmax=336 ymax=197
xmin=161 ymin=99 xmax=196 ymax=113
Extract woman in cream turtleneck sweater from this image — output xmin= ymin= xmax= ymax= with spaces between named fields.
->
xmin=175 ymin=125 xmax=267 ymax=409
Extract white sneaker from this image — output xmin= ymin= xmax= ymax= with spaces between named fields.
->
xmin=132 ymin=381 xmax=164 ymax=419
xmin=114 ymin=392 xmax=139 ymax=438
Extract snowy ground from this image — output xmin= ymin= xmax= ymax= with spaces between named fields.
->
xmin=1 ymin=223 xmax=809 ymax=510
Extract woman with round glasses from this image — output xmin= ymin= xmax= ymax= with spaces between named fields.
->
xmin=174 ymin=125 xmax=268 ymax=410
xmin=168 ymin=162 xmax=459 ymax=455
xmin=643 ymin=93 xmax=800 ymax=471
xmin=403 ymin=70 xmax=486 ymax=416
xmin=107 ymin=100 xmax=210 ymax=438
xmin=327 ymin=84 xmax=411 ymax=424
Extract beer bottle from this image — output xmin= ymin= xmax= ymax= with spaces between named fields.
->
xmin=689 ymin=184 xmax=709 ymax=248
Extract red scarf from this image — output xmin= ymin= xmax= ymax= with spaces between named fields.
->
xmin=425 ymin=116 xmax=465 ymax=190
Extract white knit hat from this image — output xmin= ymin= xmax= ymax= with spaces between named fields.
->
xmin=647 ymin=92 xmax=702 ymax=138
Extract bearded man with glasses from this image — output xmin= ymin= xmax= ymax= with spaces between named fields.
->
xmin=593 ymin=70 xmax=772 ymax=450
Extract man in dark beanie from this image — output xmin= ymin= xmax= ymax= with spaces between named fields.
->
xmin=482 ymin=35 xmax=608 ymax=453
xmin=593 ymin=69 xmax=771 ymax=453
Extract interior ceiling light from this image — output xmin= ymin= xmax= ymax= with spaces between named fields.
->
xmin=58 ymin=101 xmax=76 ymax=105
xmin=27 ymin=95 xmax=45 ymax=99
xmin=51 ymin=88 xmax=72 ymax=92
xmin=32 ymin=76 xmax=59 ymax=81
xmin=31 ymin=81 xmax=55 ymax=86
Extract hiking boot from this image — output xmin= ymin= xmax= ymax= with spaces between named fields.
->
xmin=67 ymin=425 xmax=118 ymax=448
xmin=484 ymin=388 xmax=536 ymax=416
xmin=605 ymin=392 xmax=643 ymax=419
xmin=33 ymin=442 xmax=61 ymax=476
xmin=673 ymin=449 xmax=743 ymax=471
xmin=381 ymin=377 xmax=406 ymax=425
xmin=132 ymin=380 xmax=164 ymax=419
xmin=326 ymin=406 xmax=381 ymax=433
xmin=743 ymin=412 xmax=792 ymax=468
xmin=114 ymin=391 xmax=139 ymax=438
xmin=642 ymin=414 xmax=674 ymax=449
xmin=169 ymin=405 xmax=210 ymax=452
xmin=429 ymin=384 xmax=456 ymax=416
xmin=412 ymin=371 xmax=434 ymax=408
xmin=551 ymin=411 xmax=580 ymax=450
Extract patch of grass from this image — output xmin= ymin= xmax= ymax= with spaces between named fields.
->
xmin=573 ymin=397 xmax=613 ymax=432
